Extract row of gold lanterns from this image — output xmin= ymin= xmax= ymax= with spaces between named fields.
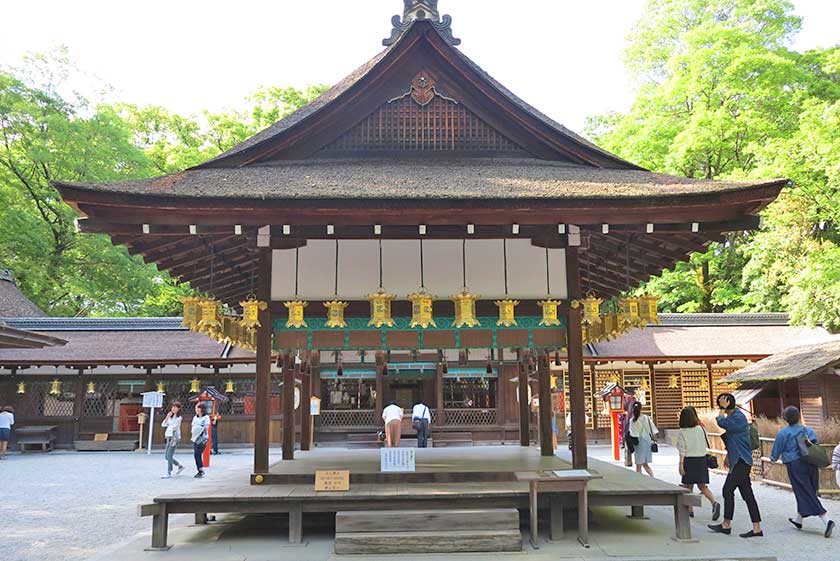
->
xmin=283 ymin=290 xmax=565 ymax=329
xmin=17 ymin=376 xmax=240 ymax=396
xmin=181 ymin=296 xmax=268 ymax=351
xmin=580 ymin=294 xmax=660 ymax=344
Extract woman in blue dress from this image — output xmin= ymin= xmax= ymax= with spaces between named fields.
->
xmin=770 ymin=406 xmax=834 ymax=538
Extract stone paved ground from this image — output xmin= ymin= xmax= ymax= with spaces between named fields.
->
xmin=3 ymin=444 xmax=837 ymax=561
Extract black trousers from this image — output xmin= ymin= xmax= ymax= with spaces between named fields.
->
xmin=415 ymin=419 xmax=430 ymax=448
xmin=193 ymin=441 xmax=206 ymax=471
xmin=723 ymin=460 xmax=761 ymax=523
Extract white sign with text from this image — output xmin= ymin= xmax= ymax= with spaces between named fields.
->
xmin=380 ymin=448 xmax=416 ymax=473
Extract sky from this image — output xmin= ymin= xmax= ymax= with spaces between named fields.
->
xmin=1 ymin=0 xmax=838 ymax=132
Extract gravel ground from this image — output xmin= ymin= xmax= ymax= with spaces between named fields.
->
xmin=3 ymin=444 xmax=837 ymax=561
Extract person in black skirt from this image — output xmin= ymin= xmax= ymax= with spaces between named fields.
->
xmin=770 ymin=406 xmax=834 ymax=538
xmin=677 ymin=407 xmax=721 ymax=520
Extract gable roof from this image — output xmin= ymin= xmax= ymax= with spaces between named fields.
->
xmin=0 ymin=271 xmax=46 ymax=317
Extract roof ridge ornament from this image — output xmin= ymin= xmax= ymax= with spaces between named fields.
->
xmin=383 ymin=0 xmax=461 ymax=47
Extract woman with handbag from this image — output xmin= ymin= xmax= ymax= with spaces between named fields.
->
xmin=770 ymin=406 xmax=834 ymax=538
xmin=677 ymin=407 xmax=721 ymax=520
xmin=191 ymin=403 xmax=211 ymax=478
xmin=628 ymin=402 xmax=656 ymax=477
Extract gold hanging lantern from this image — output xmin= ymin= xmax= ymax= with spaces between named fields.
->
xmin=640 ymin=378 xmax=650 ymax=392
xmin=197 ymin=299 xmax=222 ymax=335
xmin=581 ymin=294 xmax=603 ymax=326
xmin=50 ymin=379 xmax=62 ymax=395
xmin=180 ymin=296 xmax=201 ymax=330
xmin=367 ymin=288 xmax=397 ymax=328
xmin=619 ymin=297 xmax=643 ymax=329
xmin=225 ymin=379 xmax=235 ymax=393
xmin=156 ymin=381 xmax=165 ymax=393
xmin=638 ymin=294 xmax=660 ymax=325
xmin=17 ymin=381 xmax=25 ymax=394
xmin=240 ymin=298 xmax=268 ymax=329
xmin=451 ymin=291 xmax=480 ymax=328
xmin=537 ymin=299 xmax=562 ymax=327
xmin=407 ymin=290 xmax=436 ymax=328
xmin=284 ymin=300 xmax=309 ymax=328
xmin=324 ymin=301 xmax=349 ymax=328
xmin=190 ymin=378 xmax=201 ymax=393
xmin=86 ymin=381 xmax=95 ymax=394
xmin=494 ymin=299 xmax=519 ymax=327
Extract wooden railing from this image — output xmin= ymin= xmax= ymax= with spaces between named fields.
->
xmin=320 ymin=409 xmax=377 ymax=427
xmin=319 ymin=408 xmax=497 ymax=427
xmin=442 ymin=408 xmax=497 ymax=426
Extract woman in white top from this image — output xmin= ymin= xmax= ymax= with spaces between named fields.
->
xmin=160 ymin=401 xmax=184 ymax=478
xmin=677 ymin=407 xmax=720 ymax=520
xmin=382 ymin=401 xmax=403 ymax=448
xmin=191 ymin=403 xmax=211 ymax=478
xmin=0 ymin=405 xmax=14 ymax=459
xmin=628 ymin=402 xmax=657 ymax=476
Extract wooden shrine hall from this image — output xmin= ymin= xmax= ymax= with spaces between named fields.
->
xmin=55 ymin=1 xmax=786 ymax=551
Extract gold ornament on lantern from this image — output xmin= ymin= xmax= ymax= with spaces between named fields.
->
xmin=537 ymin=299 xmax=562 ymax=327
xmin=190 ymin=378 xmax=201 ymax=393
xmin=86 ymin=381 xmax=95 ymax=394
xmin=197 ymin=299 xmax=222 ymax=335
xmin=407 ymin=290 xmax=436 ymax=328
xmin=367 ymin=288 xmax=397 ymax=328
xmin=324 ymin=301 xmax=349 ymax=328
xmin=156 ymin=381 xmax=165 ymax=393
xmin=494 ymin=299 xmax=519 ymax=327
xmin=240 ymin=298 xmax=268 ymax=329
xmin=225 ymin=379 xmax=235 ymax=393
xmin=50 ymin=379 xmax=62 ymax=396
xmin=17 ymin=381 xmax=25 ymax=394
xmin=640 ymin=378 xmax=650 ymax=392
xmin=284 ymin=300 xmax=309 ymax=328
xmin=451 ymin=290 xmax=480 ymax=328
xmin=581 ymin=294 xmax=603 ymax=325
xmin=639 ymin=294 xmax=660 ymax=324
xmin=668 ymin=374 xmax=679 ymax=389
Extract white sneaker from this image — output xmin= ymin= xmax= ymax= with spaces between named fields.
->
xmin=161 ymin=474 xmax=172 ymax=479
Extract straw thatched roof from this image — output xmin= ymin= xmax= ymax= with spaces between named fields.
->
xmin=719 ymin=339 xmax=840 ymax=383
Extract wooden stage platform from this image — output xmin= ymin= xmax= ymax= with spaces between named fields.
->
xmin=140 ymin=447 xmax=699 ymax=551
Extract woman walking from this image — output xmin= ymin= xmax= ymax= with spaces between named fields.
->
xmin=191 ymin=403 xmax=211 ymax=478
xmin=0 ymin=406 xmax=14 ymax=459
xmin=160 ymin=401 xmax=185 ymax=478
xmin=770 ymin=406 xmax=834 ymax=538
xmin=677 ymin=407 xmax=721 ymax=520
xmin=628 ymin=402 xmax=656 ymax=477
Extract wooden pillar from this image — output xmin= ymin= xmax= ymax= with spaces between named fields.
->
xmin=518 ymin=349 xmax=530 ymax=447
xmin=253 ymin=247 xmax=272 ymax=474
xmin=282 ymin=353 xmax=296 ymax=460
xmin=707 ymin=361 xmax=716 ymax=409
xmin=73 ymin=369 xmax=86 ymax=441
xmin=495 ymin=356 xmax=506 ymax=429
xmin=375 ymin=364 xmax=384 ymax=424
xmin=435 ymin=362 xmax=445 ymax=426
xmin=566 ymin=247 xmax=588 ymax=469
xmin=537 ymin=351 xmax=553 ymax=456
xmin=300 ymin=361 xmax=312 ymax=452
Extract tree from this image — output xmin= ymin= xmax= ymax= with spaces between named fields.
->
xmin=0 ymin=49 xmax=326 ymax=316
xmin=586 ymin=0 xmax=840 ymax=329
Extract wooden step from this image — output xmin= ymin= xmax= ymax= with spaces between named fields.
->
xmin=337 ymin=508 xmax=519 ymax=533
xmin=75 ymin=440 xmax=138 ymax=452
xmin=335 ymin=529 xmax=522 ymax=554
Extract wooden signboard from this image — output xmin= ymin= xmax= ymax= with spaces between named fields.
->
xmin=315 ymin=470 xmax=350 ymax=492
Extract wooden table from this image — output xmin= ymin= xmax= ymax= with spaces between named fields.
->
xmin=16 ymin=425 xmax=58 ymax=453
xmin=516 ymin=469 xmax=602 ymax=549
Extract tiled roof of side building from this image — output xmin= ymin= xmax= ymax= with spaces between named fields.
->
xmin=0 ymin=271 xmax=46 ymax=318
xmin=720 ymin=339 xmax=840 ymax=383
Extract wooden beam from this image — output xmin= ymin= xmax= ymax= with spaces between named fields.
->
xmin=375 ymin=364 xmax=384 ymax=424
xmin=300 ymin=363 xmax=312 ymax=452
xmin=566 ymin=247 xmax=588 ymax=470
xmin=282 ymin=353 xmax=297 ymax=461
xmin=253 ymin=248 xmax=272 ymax=474
xmin=435 ymin=362 xmax=445 ymax=426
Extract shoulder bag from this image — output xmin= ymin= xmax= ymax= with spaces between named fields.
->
xmin=797 ymin=427 xmax=830 ymax=468
xmin=703 ymin=428 xmax=719 ymax=469
xmin=647 ymin=416 xmax=658 ymax=453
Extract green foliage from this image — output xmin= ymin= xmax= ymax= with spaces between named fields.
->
xmin=0 ymin=50 xmax=325 ymax=317
xmin=588 ymin=0 xmax=840 ymax=330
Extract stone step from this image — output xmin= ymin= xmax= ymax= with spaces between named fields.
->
xmin=334 ymin=529 xmax=522 ymax=555
xmin=336 ymin=508 xmax=519 ymax=533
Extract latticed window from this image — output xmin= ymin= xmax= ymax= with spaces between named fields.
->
xmin=82 ymin=380 xmax=118 ymax=417
xmin=320 ymin=94 xmax=524 ymax=154
xmin=219 ymin=379 xmax=256 ymax=415
xmin=444 ymin=378 xmax=495 ymax=409
xmin=18 ymin=380 xmax=75 ymax=417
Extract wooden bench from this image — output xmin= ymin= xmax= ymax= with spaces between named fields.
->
xmin=16 ymin=425 xmax=57 ymax=453
xmin=335 ymin=509 xmax=521 ymax=554
xmin=75 ymin=440 xmax=138 ymax=451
